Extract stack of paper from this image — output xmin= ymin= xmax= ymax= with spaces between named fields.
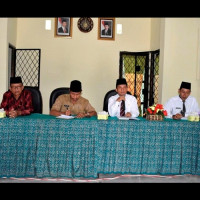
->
xmin=56 ymin=115 xmax=75 ymax=120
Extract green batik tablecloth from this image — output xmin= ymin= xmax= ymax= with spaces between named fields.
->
xmin=0 ymin=114 xmax=98 ymax=178
xmin=0 ymin=114 xmax=200 ymax=178
xmin=97 ymin=119 xmax=200 ymax=175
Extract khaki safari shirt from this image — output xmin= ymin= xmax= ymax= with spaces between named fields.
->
xmin=51 ymin=94 xmax=96 ymax=115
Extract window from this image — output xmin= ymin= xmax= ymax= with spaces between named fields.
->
xmin=15 ymin=49 xmax=41 ymax=89
xmin=119 ymin=50 xmax=159 ymax=116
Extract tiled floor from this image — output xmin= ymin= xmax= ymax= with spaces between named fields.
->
xmin=1 ymin=174 xmax=200 ymax=183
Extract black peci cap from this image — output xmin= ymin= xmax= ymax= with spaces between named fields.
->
xmin=180 ymin=81 xmax=191 ymax=90
xmin=10 ymin=76 xmax=23 ymax=85
xmin=70 ymin=80 xmax=82 ymax=92
xmin=116 ymin=78 xmax=127 ymax=88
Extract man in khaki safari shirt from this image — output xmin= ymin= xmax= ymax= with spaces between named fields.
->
xmin=50 ymin=80 xmax=97 ymax=118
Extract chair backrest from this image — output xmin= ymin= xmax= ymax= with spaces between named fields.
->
xmin=24 ymin=86 xmax=43 ymax=114
xmin=103 ymin=89 xmax=131 ymax=112
xmin=49 ymin=87 xmax=70 ymax=110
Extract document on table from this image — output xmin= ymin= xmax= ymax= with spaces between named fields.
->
xmin=181 ymin=117 xmax=188 ymax=120
xmin=118 ymin=116 xmax=140 ymax=120
xmin=56 ymin=115 xmax=75 ymax=120
xmin=165 ymin=116 xmax=188 ymax=120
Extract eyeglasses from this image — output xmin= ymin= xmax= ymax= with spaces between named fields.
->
xmin=11 ymin=86 xmax=23 ymax=90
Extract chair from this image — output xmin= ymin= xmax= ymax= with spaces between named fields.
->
xmin=24 ymin=86 xmax=43 ymax=114
xmin=49 ymin=87 xmax=70 ymax=110
xmin=103 ymin=89 xmax=132 ymax=112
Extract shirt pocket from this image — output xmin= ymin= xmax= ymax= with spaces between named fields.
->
xmin=125 ymin=103 xmax=131 ymax=112
xmin=172 ymin=107 xmax=182 ymax=115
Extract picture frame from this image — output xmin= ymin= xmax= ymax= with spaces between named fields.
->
xmin=98 ymin=18 xmax=115 ymax=41
xmin=55 ymin=17 xmax=72 ymax=37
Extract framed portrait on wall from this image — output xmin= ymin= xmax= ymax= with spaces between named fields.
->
xmin=98 ymin=18 xmax=115 ymax=40
xmin=55 ymin=17 xmax=72 ymax=37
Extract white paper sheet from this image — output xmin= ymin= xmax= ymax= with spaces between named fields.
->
xmin=118 ymin=117 xmax=130 ymax=120
xmin=56 ymin=115 xmax=75 ymax=120
xmin=118 ymin=117 xmax=140 ymax=120
xmin=181 ymin=117 xmax=188 ymax=120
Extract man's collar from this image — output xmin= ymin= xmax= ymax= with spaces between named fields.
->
xmin=178 ymin=95 xmax=189 ymax=101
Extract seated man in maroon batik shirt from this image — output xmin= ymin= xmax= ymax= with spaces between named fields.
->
xmin=0 ymin=77 xmax=34 ymax=118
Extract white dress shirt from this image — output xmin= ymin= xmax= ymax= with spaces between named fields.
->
xmin=164 ymin=95 xmax=199 ymax=118
xmin=108 ymin=94 xmax=139 ymax=117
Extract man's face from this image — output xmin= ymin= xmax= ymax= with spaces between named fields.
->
xmin=62 ymin=22 xmax=67 ymax=28
xmin=70 ymin=91 xmax=81 ymax=102
xmin=10 ymin=83 xmax=24 ymax=98
xmin=105 ymin=25 xmax=109 ymax=30
xmin=178 ymin=88 xmax=191 ymax=101
xmin=116 ymin=84 xmax=128 ymax=96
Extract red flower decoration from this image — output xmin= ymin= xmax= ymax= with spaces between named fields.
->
xmin=146 ymin=104 xmax=167 ymax=118
xmin=147 ymin=108 xmax=153 ymax=114
xmin=155 ymin=104 xmax=163 ymax=109
xmin=163 ymin=110 xmax=168 ymax=116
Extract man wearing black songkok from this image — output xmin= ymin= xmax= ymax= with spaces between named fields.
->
xmin=164 ymin=81 xmax=199 ymax=119
xmin=108 ymin=78 xmax=139 ymax=118
xmin=0 ymin=76 xmax=34 ymax=118
xmin=50 ymin=80 xmax=97 ymax=118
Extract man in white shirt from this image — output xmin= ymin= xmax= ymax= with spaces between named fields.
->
xmin=164 ymin=81 xmax=199 ymax=119
xmin=108 ymin=78 xmax=139 ymax=118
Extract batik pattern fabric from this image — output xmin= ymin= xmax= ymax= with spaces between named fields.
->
xmin=0 ymin=114 xmax=200 ymax=178
xmin=0 ymin=89 xmax=34 ymax=116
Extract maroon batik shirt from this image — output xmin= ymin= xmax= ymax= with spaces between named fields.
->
xmin=0 ymin=89 xmax=34 ymax=116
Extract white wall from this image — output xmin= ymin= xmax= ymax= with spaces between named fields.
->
xmin=15 ymin=17 xmax=151 ymax=114
xmin=1 ymin=17 xmax=199 ymax=114
xmin=150 ymin=18 xmax=161 ymax=50
xmin=159 ymin=18 xmax=200 ymax=105
xmin=0 ymin=18 xmax=8 ymax=95
xmin=7 ymin=18 xmax=17 ymax=47
xmin=0 ymin=18 xmax=17 ymax=96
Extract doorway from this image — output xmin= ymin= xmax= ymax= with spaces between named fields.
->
xmin=8 ymin=44 xmax=16 ymax=88
xmin=119 ymin=50 xmax=160 ymax=116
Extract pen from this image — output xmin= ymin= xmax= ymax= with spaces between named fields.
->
xmin=64 ymin=105 xmax=69 ymax=110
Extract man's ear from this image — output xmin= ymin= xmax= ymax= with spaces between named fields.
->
xmin=9 ymin=85 xmax=12 ymax=91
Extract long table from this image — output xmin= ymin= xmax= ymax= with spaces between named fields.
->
xmin=0 ymin=114 xmax=200 ymax=178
